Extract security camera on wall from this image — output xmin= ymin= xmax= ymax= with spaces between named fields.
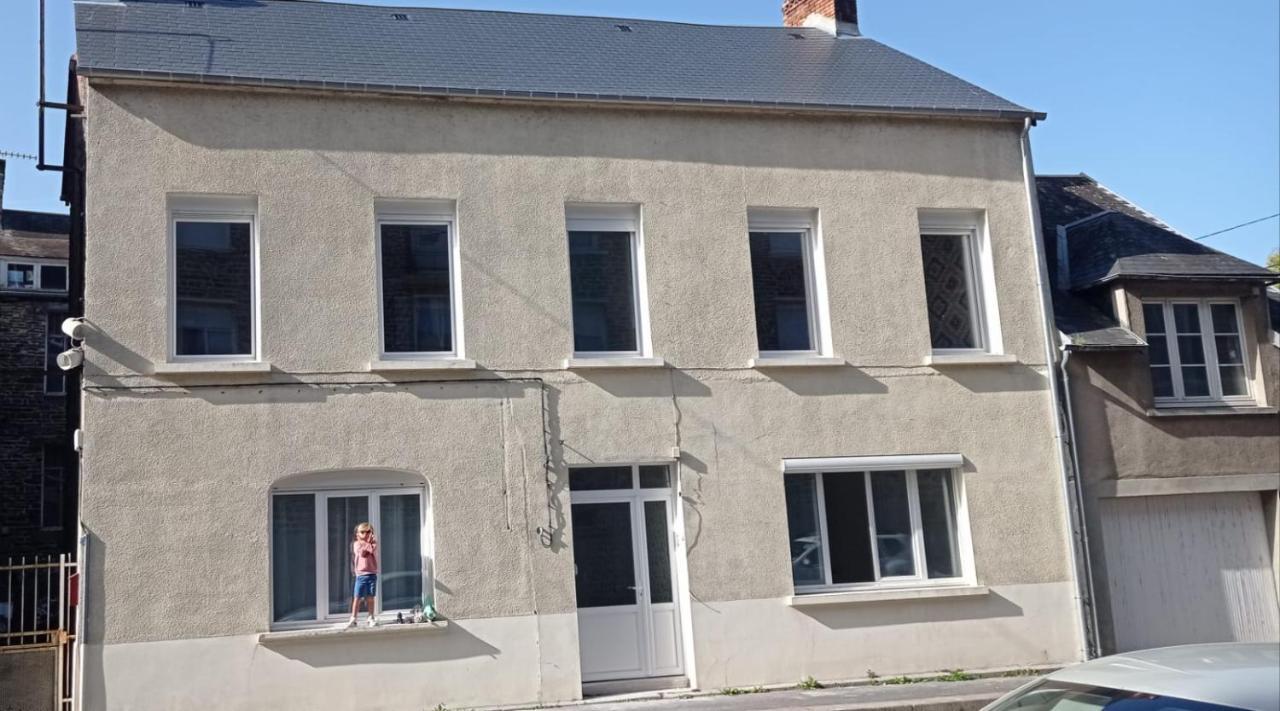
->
xmin=56 ymin=347 xmax=84 ymax=372
xmin=61 ymin=317 xmax=87 ymax=341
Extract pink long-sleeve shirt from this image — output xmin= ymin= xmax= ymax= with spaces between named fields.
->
xmin=352 ymin=539 xmax=378 ymax=575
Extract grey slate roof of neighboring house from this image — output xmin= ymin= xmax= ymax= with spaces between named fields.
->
xmin=1051 ymin=291 xmax=1145 ymax=350
xmin=0 ymin=210 xmax=71 ymax=259
xmin=1038 ymin=175 xmax=1275 ymax=290
xmin=73 ymin=0 xmax=1041 ymax=120
xmin=1064 ymin=211 xmax=1276 ymax=289
xmin=1037 ymin=174 xmax=1277 ymax=349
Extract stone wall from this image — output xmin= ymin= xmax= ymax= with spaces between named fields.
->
xmin=0 ymin=293 xmax=72 ymax=556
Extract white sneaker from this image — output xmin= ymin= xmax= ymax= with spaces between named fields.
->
xmin=365 ymin=616 xmax=377 ymax=628
xmin=344 ymin=617 xmax=357 ymax=629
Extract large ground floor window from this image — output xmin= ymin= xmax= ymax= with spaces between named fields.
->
xmin=271 ymin=488 xmax=427 ymax=626
xmin=784 ymin=462 xmax=969 ymax=592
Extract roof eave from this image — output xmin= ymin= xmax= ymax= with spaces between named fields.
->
xmin=76 ymin=67 xmax=1047 ymax=122
xmin=1075 ymin=272 xmax=1280 ymax=290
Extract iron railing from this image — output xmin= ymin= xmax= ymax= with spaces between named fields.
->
xmin=1 ymin=553 xmax=78 ymax=710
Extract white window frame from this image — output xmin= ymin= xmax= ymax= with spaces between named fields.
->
xmin=918 ymin=210 xmax=1003 ymax=356
xmin=2 ymin=258 xmax=67 ymax=292
xmin=268 ymin=485 xmax=431 ymax=630
xmin=747 ymin=208 xmax=833 ymax=358
xmin=40 ymin=448 xmax=64 ymax=532
xmin=1144 ymin=299 xmax=1253 ymax=406
xmin=374 ymin=199 xmax=463 ymax=360
xmin=782 ymin=454 xmax=975 ymax=594
xmin=45 ymin=309 xmax=68 ymax=396
xmin=565 ymin=203 xmax=652 ymax=359
xmin=167 ymin=195 xmax=260 ymax=363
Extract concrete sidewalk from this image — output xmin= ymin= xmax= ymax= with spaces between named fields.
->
xmin=518 ymin=677 xmax=1028 ymax=711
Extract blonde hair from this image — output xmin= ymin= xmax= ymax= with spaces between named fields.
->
xmin=354 ymin=522 xmax=373 ymax=539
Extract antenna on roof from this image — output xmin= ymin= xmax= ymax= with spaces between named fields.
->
xmin=35 ymin=0 xmax=82 ymax=173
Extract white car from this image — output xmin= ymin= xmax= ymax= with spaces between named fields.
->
xmin=985 ymin=643 xmax=1280 ymax=711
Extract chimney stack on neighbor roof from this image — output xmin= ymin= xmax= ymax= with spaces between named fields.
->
xmin=782 ymin=0 xmax=859 ymax=36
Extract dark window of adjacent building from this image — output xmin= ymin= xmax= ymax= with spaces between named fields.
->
xmin=174 ymin=220 xmax=254 ymax=357
xmin=568 ymin=231 xmax=638 ymax=353
xmin=40 ymin=265 xmax=67 ymax=291
xmin=380 ymin=223 xmax=454 ymax=354
xmin=6 ymin=262 xmax=35 ymax=289
xmin=45 ymin=311 xmax=67 ymax=395
xmin=3 ymin=261 xmax=66 ymax=291
xmin=41 ymin=446 xmax=65 ymax=530
xmin=749 ymin=231 xmax=814 ymax=352
xmin=920 ymin=233 xmax=982 ymax=350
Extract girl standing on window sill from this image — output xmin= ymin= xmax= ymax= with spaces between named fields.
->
xmin=346 ymin=523 xmax=379 ymax=629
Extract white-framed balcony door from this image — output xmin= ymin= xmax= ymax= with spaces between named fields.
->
xmin=571 ymin=486 xmax=683 ymax=683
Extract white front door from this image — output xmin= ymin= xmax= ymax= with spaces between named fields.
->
xmin=571 ymin=465 xmax=684 ymax=683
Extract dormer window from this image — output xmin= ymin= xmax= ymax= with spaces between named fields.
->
xmin=1143 ymin=299 xmax=1251 ymax=405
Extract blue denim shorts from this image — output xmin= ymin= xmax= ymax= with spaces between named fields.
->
xmin=353 ymin=573 xmax=377 ymax=598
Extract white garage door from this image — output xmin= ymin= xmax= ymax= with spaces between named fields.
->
xmin=1099 ymin=492 xmax=1280 ymax=652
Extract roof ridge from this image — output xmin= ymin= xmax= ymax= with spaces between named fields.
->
xmin=139 ymin=0 xmax=821 ymax=32
xmin=1088 ymin=178 xmax=1180 ymax=235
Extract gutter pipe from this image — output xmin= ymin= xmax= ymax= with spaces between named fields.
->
xmin=1058 ymin=347 xmax=1102 ymax=654
xmin=1020 ymin=118 xmax=1100 ymax=660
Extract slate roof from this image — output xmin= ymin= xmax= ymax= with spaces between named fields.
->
xmin=1052 ymin=290 xmax=1145 ymax=350
xmin=1065 ymin=212 xmax=1275 ymax=289
xmin=1038 ymin=175 xmax=1276 ymax=290
xmin=0 ymin=209 xmax=70 ymax=260
xmin=73 ymin=0 xmax=1041 ymax=120
xmin=1037 ymin=174 xmax=1277 ymax=349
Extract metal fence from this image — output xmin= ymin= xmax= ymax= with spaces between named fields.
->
xmin=1 ymin=554 xmax=78 ymax=710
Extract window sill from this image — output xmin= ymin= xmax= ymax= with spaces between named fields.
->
xmin=564 ymin=356 xmax=667 ymax=369
xmin=152 ymin=361 xmax=272 ymax=375
xmin=1146 ymin=405 xmax=1277 ymax=418
xmin=368 ymin=358 xmax=477 ymax=372
xmin=749 ymin=355 xmax=846 ymax=368
xmin=924 ymin=353 xmax=1018 ymax=367
xmin=787 ymin=584 xmax=989 ymax=607
xmin=258 ymin=620 xmax=448 ymax=645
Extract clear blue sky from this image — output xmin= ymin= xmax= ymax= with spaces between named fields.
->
xmin=2 ymin=0 xmax=1277 ymax=264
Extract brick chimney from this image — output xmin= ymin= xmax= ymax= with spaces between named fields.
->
xmin=783 ymin=0 xmax=858 ymax=36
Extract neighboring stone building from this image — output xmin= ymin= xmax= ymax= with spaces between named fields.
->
xmin=71 ymin=1 xmax=1087 ymax=709
xmin=1037 ymin=174 xmax=1280 ymax=653
xmin=0 ymin=159 xmax=75 ymax=556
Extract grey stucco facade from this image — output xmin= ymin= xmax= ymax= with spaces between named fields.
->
xmin=1037 ymin=174 xmax=1280 ymax=655
xmin=1063 ymin=281 xmax=1280 ymax=653
xmin=76 ymin=81 xmax=1081 ymax=710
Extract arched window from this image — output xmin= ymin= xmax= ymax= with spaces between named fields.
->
xmin=269 ymin=469 xmax=431 ymax=627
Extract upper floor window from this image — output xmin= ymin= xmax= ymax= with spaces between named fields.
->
xmin=748 ymin=209 xmax=830 ymax=355
xmin=376 ymin=200 xmax=461 ymax=358
xmin=1143 ymin=300 xmax=1250 ymax=404
xmin=566 ymin=204 xmax=650 ymax=356
xmin=783 ymin=455 xmax=970 ymax=592
xmin=919 ymin=211 xmax=1001 ymax=354
xmin=270 ymin=471 xmax=430 ymax=628
xmin=169 ymin=196 xmax=257 ymax=360
xmin=3 ymin=260 xmax=66 ymax=292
